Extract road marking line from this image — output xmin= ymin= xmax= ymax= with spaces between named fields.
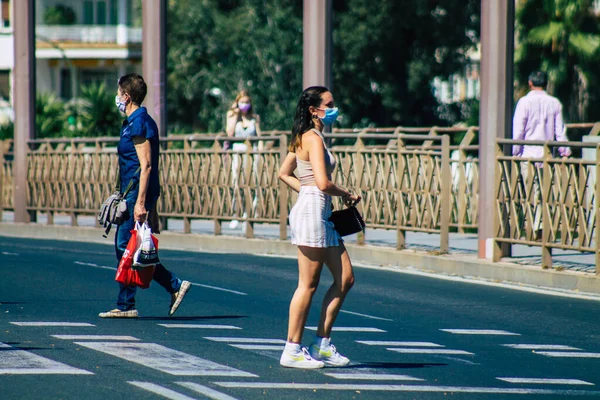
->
xmin=213 ymin=382 xmax=600 ymax=395
xmin=538 ymin=351 xmax=600 ymax=358
xmin=325 ymin=373 xmax=424 ymax=381
xmin=0 ymin=343 xmax=93 ymax=375
xmin=74 ymin=261 xmax=115 ymax=271
xmin=339 ymin=310 xmax=393 ymax=321
xmin=192 ymin=283 xmax=247 ymax=296
xmin=441 ymin=329 xmax=520 ymax=335
xmin=229 ymin=344 xmax=283 ymax=351
xmin=52 ymin=335 xmax=140 ymax=341
xmin=158 ymin=324 xmax=242 ymax=330
xmin=177 ymin=382 xmax=240 ymax=400
xmin=74 ymin=342 xmax=256 ymax=377
xmin=502 ymin=344 xmax=581 ymax=351
xmin=306 ymin=326 xmax=386 ymax=332
xmin=10 ymin=322 xmax=95 ymax=327
xmin=357 ymin=340 xmax=443 ymax=347
xmin=2 ymin=252 xmax=19 ymax=255
xmin=387 ymin=348 xmax=473 ymax=355
xmin=497 ymin=378 xmax=594 ymax=385
xmin=204 ymin=337 xmax=285 ymax=344
xmin=74 ymin=262 xmax=246 ymax=295
xmin=128 ymin=382 xmax=197 ymax=400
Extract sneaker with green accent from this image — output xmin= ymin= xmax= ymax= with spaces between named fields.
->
xmin=280 ymin=346 xmax=325 ymax=369
xmin=309 ymin=342 xmax=350 ymax=366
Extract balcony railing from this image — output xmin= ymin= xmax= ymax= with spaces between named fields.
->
xmin=36 ymin=25 xmax=142 ymax=45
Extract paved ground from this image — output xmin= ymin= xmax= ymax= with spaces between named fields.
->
xmin=1 ymin=236 xmax=600 ymax=399
xmin=2 ymin=211 xmax=596 ymax=273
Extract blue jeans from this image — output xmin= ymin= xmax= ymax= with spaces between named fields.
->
xmin=114 ymin=195 xmax=182 ymax=311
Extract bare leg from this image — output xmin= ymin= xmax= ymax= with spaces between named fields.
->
xmin=286 ymin=246 xmax=325 ymax=343
xmin=316 ymin=243 xmax=355 ymax=338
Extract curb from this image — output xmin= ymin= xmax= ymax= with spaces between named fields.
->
xmin=1 ymin=222 xmax=599 ymax=297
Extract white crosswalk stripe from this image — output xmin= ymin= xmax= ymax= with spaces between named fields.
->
xmin=441 ymin=329 xmax=520 ymax=335
xmin=538 ymin=351 xmax=600 ymax=358
xmin=229 ymin=344 xmax=283 ymax=351
xmin=387 ymin=348 xmax=473 ymax=355
xmin=204 ymin=337 xmax=285 ymax=344
xmin=128 ymin=382 xmax=197 ymax=400
xmin=74 ymin=342 xmax=257 ymax=377
xmin=52 ymin=335 xmax=139 ymax=341
xmin=497 ymin=378 xmax=594 ymax=385
xmin=177 ymin=382 xmax=241 ymax=400
xmin=357 ymin=340 xmax=443 ymax=347
xmin=306 ymin=326 xmax=385 ymax=332
xmin=158 ymin=324 xmax=242 ymax=330
xmin=502 ymin=344 xmax=581 ymax=350
xmin=324 ymin=372 xmax=424 ymax=381
xmin=10 ymin=322 xmax=95 ymax=327
xmin=0 ymin=343 xmax=93 ymax=375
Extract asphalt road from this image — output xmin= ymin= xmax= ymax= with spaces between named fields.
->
xmin=1 ymin=236 xmax=600 ymax=400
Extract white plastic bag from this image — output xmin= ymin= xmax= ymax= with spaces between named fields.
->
xmin=133 ymin=221 xmax=160 ymax=268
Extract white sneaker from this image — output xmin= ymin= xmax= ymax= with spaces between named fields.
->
xmin=229 ymin=220 xmax=240 ymax=229
xmin=309 ymin=342 xmax=350 ymax=367
xmin=280 ymin=346 xmax=325 ymax=369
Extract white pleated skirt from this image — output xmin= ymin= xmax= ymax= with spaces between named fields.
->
xmin=289 ymin=186 xmax=342 ymax=248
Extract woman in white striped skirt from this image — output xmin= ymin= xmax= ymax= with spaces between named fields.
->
xmin=278 ymin=86 xmax=361 ymax=369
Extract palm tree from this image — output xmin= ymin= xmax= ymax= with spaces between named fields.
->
xmin=515 ymin=0 xmax=600 ymax=122
xmin=78 ymin=82 xmax=122 ymax=137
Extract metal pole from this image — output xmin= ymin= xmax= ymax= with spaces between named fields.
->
xmin=142 ymin=0 xmax=167 ymax=137
xmin=303 ymin=0 xmax=332 ymax=90
xmin=479 ymin=0 xmax=514 ymax=260
xmin=13 ymin=0 xmax=35 ymax=223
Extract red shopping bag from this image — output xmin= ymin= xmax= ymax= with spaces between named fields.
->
xmin=115 ymin=228 xmax=157 ymax=289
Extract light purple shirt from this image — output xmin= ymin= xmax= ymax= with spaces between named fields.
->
xmin=512 ymin=90 xmax=571 ymax=158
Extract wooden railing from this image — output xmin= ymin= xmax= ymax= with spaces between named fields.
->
xmin=1 ymin=123 xmax=598 ymax=272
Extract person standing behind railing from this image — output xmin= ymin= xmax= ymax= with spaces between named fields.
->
xmin=512 ymin=70 xmax=571 ymax=240
xmin=99 ymin=73 xmax=191 ymax=318
xmin=225 ymin=90 xmax=262 ymax=230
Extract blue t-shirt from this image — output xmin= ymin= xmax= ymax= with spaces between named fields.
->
xmin=117 ymin=107 xmax=160 ymax=204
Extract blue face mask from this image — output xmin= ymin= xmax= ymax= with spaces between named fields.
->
xmin=318 ymin=107 xmax=339 ymax=125
xmin=115 ymin=95 xmax=127 ymax=113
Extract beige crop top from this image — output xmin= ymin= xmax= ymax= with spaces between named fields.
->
xmin=296 ymin=129 xmax=336 ymax=186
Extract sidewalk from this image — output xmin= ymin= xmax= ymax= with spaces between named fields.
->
xmin=1 ymin=212 xmax=598 ymax=296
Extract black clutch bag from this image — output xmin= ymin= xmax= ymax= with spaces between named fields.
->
xmin=329 ymin=206 xmax=365 ymax=236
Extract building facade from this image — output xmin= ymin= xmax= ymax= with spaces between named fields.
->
xmin=0 ymin=0 xmax=141 ymax=114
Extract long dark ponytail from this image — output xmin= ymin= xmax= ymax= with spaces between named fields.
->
xmin=290 ymin=86 xmax=328 ymax=151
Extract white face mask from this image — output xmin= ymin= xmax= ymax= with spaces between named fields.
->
xmin=115 ymin=95 xmax=127 ymax=113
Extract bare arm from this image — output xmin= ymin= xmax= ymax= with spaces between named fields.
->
xmin=226 ymin=108 xmax=238 ymax=137
xmin=305 ymin=133 xmax=360 ymax=204
xmin=133 ymin=136 xmax=151 ymax=222
xmin=278 ymin=151 xmax=300 ymax=193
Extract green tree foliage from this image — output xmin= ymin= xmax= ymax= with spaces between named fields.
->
xmin=43 ymin=5 xmax=76 ymax=25
xmin=515 ymin=0 xmax=600 ymax=122
xmin=166 ymin=0 xmax=479 ymax=132
xmin=78 ymin=82 xmax=123 ymax=136
xmin=36 ymin=93 xmax=66 ymax=138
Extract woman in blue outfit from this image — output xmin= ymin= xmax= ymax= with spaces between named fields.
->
xmin=99 ymin=73 xmax=190 ymax=318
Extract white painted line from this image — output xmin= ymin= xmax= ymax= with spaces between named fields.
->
xmin=204 ymin=337 xmax=285 ymax=344
xmin=538 ymin=351 xmax=600 ymax=358
xmin=497 ymin=378 xmax=594 ymax=385
xmin=325 ymin=373 xmax=423 ymax=381
xmin=0 ymin=343 xmax=93 ymax=375
xmin=2 ymin=252 xmax=19 ymax=256
xmin=192 ymin=283 xmax=247 ymax=296
xmin=502 ymin=344 xmax=581 ymax=351
xmin=306 ymin=326 xmax=386 ymax=332
xmin=158 ymin=324 xmax=242 ymax=330
xmin=387 ymin=348 xmax=473 ymax=355
xmin=177 ymin=382 xmax=240 ymax=400
xmin=357 ymin=340 xmax=443 ymax=347
xmin=229 ymin=344 xmax=283 ymax=351
xmin=74 ymin=261 xmax=115 ymax=271
xmin=74 ymin=342 xmax=256 ymax=377
xmin=128 ymin=382 xmax=197 ymax=400
xmin=339 ymin=310 xmax=393 ymax=321
xmin=10 ymin=322 xmax=95 ymax=327
xmin=441 ymin=329 xmax=520 ymax=335
xmin=214 ymin=382 xmax=600 ymax=395
xmin=52 ymin=335 xmax=140 ymax=341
